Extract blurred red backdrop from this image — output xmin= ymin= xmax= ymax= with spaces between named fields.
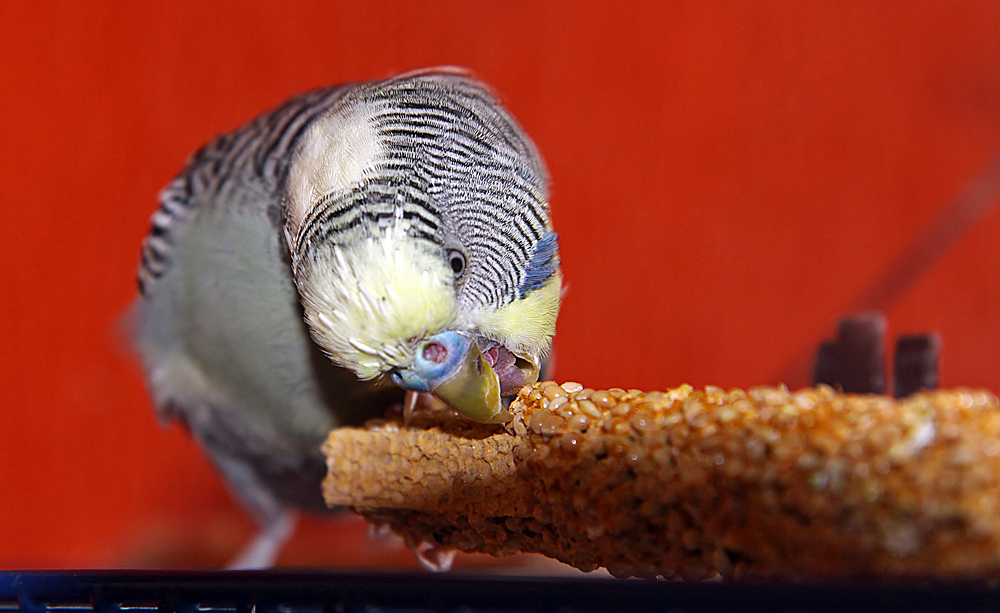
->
xmin=2 ymin=0 xmax=1000 ymax=569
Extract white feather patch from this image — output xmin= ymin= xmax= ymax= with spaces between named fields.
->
xmin=297 ymin=225 xmax=458 ymax=379
xmin=285 ymin=103 xmax=382 ymax=233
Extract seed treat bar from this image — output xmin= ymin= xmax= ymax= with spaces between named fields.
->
xmin=322 ymin=382 xmax=1000 ymax=580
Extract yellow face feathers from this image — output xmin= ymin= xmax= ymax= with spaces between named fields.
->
xmin=297 ymin=229 xmax=560 ymax=382
xmin=472 ymin=270 xmax=561 ymax=359
xmin=296 ymin=225 xmax=457 ymax=379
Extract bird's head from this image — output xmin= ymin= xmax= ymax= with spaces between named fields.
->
xmin=284 ymin=70 xmax=561 ymax=423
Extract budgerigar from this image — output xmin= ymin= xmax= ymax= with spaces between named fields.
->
xmin=132 ymin=68 xmax=561 ymax=568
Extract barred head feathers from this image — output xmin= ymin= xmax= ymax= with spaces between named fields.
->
xmin=286 ymin=69 xmax=560 ymax=379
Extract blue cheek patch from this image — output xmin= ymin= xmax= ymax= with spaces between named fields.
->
xmin=518 ymin=230 xmax=559 ymax=299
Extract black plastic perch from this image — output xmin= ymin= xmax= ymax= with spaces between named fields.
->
xmin=3 ymin=571 xmax=1000 ymax=613
xmin=894 ymin=333 xmax=942 ymax=398
xmin=813 ymin=312 xmax=940 ymax=398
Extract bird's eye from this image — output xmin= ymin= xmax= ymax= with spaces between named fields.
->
xmin=447 ymin=249 xmax=466 ymax=278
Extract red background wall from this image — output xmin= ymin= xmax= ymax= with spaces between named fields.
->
xmin=2 ymin=1 xmax=1000 ymax=568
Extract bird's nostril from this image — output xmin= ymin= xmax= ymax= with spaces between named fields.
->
xmin=422 ymin=341 xmax=448 ymax=364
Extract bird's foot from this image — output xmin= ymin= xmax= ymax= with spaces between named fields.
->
xmin=226 ymin=510 xmax=297 ymax=569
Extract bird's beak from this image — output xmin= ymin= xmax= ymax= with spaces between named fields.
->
xmin=513 ymin=350 xmax=542 ymax=392
xmin=390 ymin=331 xmax=512 ymax=423
xmin=433 ymin=341 xmax=512 ymax=423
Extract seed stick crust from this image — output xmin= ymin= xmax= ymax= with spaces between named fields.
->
xmin=322 ymin=383 xmax=1000 ymax=580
